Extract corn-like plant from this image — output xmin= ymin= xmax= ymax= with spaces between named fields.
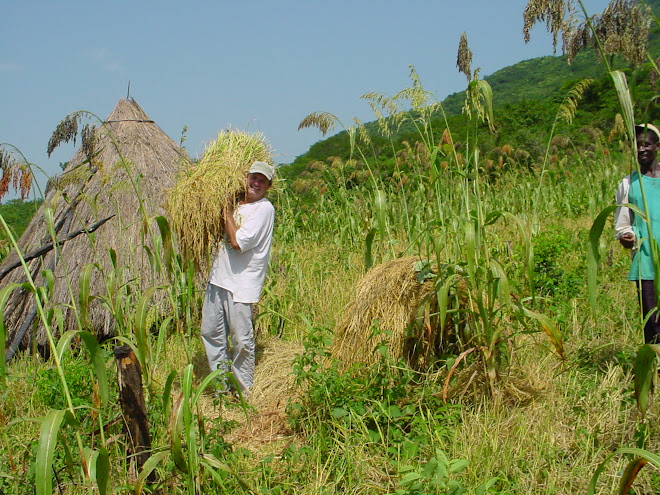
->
xmin=135 ymin=365 xmax=254 ymax=495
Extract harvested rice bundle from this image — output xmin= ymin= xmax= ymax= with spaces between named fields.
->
xmin=167 ymin=130 xmax=272 ymax=271
xmin=332 ymin=257 xmax=435 ymax=368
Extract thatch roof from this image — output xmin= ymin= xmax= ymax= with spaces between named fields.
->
xmin=2 ymin=98 xmax=190 ymax=360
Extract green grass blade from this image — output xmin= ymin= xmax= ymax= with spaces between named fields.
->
xmin=155 ymin=215 xmax=174 ymax=275
xmin=55 ymin=330 xmax=80 ymax=363
xmin=78 ymin=263 xmax=95 ymax=328
xmin=77 ymin=330 xmax=109 ymax=408
xmin=618 ymin=457 xmax=648 ymax=494
xmin=588 ymin=205 xmax=618 ymax=312
xmin=587 ymin=452 xmax=615 ymax=495
xmin=154 ymin=315 xmax=173 ymax=367
xmin=134 ymin=450 xmax=169 ymax=495
xmin=201 ymin=453 xmax=255 ymax=494
xmin=477 ymin=79 xmax=495 ymax=130
xmin=163 ymin=369 xmax=177 ymax=420
xmin=365 ymin=228 xmax=376 ymax=270
xmin=36 ymin=409 xmax=67 ymax=495
xmin=437 ymin=273 xmax=460 ymax=334
xmin=0 ymin=283 xmax=23 ymax=385
xmin=191 ymin=368 xmax=226 ymax=406
xmin=615 ymin=447 xmax=660 ymax=468
xmin=634 ymin=344 xmax=656 ymax=416
xmin=134 ymin=285 xmax=164 ymax=369
xmin=521 ymin=307 xmax=564 ymax=358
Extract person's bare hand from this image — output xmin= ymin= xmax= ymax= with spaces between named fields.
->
xmin=619 ymin=232 xmax=635 ymax=249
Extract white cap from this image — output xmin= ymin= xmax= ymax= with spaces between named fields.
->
xmin=248 ymin=161 xmax=275 ymax=181
xmin=635 ymin=123 xmax=660 ymax=142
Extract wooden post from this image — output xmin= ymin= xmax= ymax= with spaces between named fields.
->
xmin=114 ymin=346 xmax=154 ymax=481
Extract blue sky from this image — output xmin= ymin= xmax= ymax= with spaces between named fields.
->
xmin=2 ymin=0 xmax=608 ymax=200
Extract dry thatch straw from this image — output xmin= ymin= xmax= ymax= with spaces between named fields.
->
xmin=332 ymin=256 xmax=457 ymax=369
xmin=1 ymin=98 xmax=190 ymax=358
xmin=166 ymin=130 xmax=272 ymax=272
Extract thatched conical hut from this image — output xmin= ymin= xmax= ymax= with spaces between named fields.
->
xmin=1 ymin=98 xmax=190 ymax=359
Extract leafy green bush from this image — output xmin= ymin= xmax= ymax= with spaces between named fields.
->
xmin=533 ymin=227 xmax=583 ymax=299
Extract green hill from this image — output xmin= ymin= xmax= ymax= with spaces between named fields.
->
xmin=281 ymin=0 xmax=660 ymax=182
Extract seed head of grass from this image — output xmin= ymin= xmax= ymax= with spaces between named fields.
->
xmin=457 ymin=32 xmax=473 ymax=82
xmin=524 ymin=0 xmax=651 ymax=66
xmin=592 ymin=0 xmax=651 ymax=67
xmin=557 ymin=79 xmax=593 ymax=124
xmin=298 ymin=112 xmax=338 ymax=137
xmin=0 ymin=146 xmax=34 ymax=201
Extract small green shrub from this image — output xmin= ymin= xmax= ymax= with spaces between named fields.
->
xmin=533 ymin=227 xmax=582 ymax=298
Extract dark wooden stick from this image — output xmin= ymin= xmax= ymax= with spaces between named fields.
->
xmin=114 ymin=346 xmax=154 ymax=482
xmin=0 ymin=214 xmax=114 ymax=283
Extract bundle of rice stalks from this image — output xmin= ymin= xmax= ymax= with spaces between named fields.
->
xmin=332 ymin=256 xmax=463 ymax=369
xmin=166 ymin=130 xmax=272 ymax=271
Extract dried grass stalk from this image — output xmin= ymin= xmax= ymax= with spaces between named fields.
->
xmin=331 ymin=256 xmax=441 ymax=368
xmin=166 ymin=130 xmax=272 ymax=271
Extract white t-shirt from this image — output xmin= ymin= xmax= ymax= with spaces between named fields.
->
xmin=209 ymin=198 xmax=275 ymax=303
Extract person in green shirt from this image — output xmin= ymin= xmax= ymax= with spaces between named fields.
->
xmin=615 ymin=123 xmax=660 ymax=344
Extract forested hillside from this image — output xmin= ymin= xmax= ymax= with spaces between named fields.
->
xmin=281 ymin=0 xmax=660 ymax=184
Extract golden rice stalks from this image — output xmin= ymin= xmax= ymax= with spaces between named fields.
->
xmin=331 ymin=256 xmax=439 ymax=369
xmin=166 ymin=130 xmax=272 ymax=271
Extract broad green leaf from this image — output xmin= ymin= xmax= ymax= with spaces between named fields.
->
xmin=400 ymin=471 xmax=423 ymax=487
xmin=587 ymin=205 xmax=619 ymax=312
xmin=155 ymin=215 xmax=173 ymax=274
xmin=36 ymin=409 xmax=67 ymax=495
xmin=634 ymin=345 xmax=656 ymax=416
xmin=83 ymin=447 xmax=99 ymax=484
xmin=78 ymin=330 xmax=109 ymax=408
xmin=134 ymin=285 xmax=165 ymax=369
xmin=96 ymin=447 xmax=111 ymax=495
xmin=489 ymin=259 xmax=510 ymax=308
xmin=502 ymin=211 xmax=534 ymax=300
xmin=437 ymin=273 xmax=461 ymax=334
xmin=154 ymin=316 xmax=173 ymax=366
xmin=169 ymin=394 xmax=188 ymax=473
xmin=331 ymin=407 xmax=349 ymax=419
xmin=374 ymin=189 xmax=387 ymax=240
xmin=610 ymin=70 xmax=635 ymax=141
xmin=78 ymin=263 xmax=95 ymax=328
xmin=465 ymin=222 xmax=476 ymax=281
xmin=449 ymin=458 xmax=469 ymax=473
xmin=55 ymin=330 xmax=80 ymax=363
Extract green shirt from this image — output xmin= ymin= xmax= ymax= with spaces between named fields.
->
xmin=628 ymin=171 xmax=660 ymax=281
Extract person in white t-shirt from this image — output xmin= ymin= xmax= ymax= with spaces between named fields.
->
xmin=201 ymin=161 xmax=275 ymax=394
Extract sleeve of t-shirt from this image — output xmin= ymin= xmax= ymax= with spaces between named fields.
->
xmin=235 ymin=202 xmax=274 ymax=252
xmin=614 ymin=175 xmax=634 ymax=240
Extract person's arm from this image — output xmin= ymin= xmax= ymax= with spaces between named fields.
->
xmin=614 ymin=175 xmax=635 ymax=249
xmin=223 ymin=205 xmax=241 ymax=251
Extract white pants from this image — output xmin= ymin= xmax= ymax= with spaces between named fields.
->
xmin=200 ymin=284 xmax=255 ymax=393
